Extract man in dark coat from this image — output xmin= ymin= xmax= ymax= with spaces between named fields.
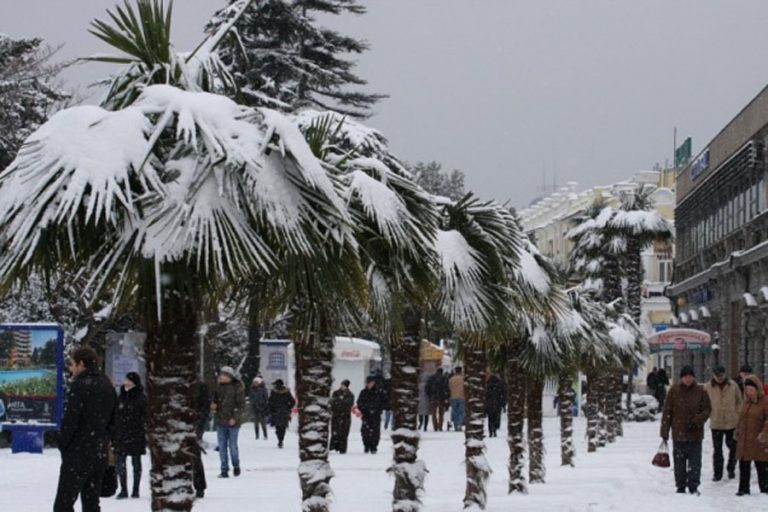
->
xmin=54 ymin=347 xmax=117 ymax=512
xmin=660 ymin=365 xmax=712 ymax=495
xmin=249 ymin=376 xmax=269 ymax=440
xmin=193 ymin=382 xmax=210 ymax=499
xmin=112 ymin=371 xmax=146 ymax=499
xmin=485 ymin=374 xmax=506 ymax=437
xmin=268 ymin=379 xmax=296 ymax=448
xmin=330 ymin=379 xmax=354 ymax=453
xmin=646 ymin=367 xmax=659 ymax=396
xmin=357 ymin=376 xmax=384 ymax=453
xmin=426 ymin=368 xmax=450 ymax=431
xmin=211 ymin=366 xmax=245 ymax=477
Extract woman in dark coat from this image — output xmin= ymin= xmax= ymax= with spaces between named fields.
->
xmin=268 ymin=379 xmax=296 ymax=448
xmin=112 ymin=372 xmax=146 ymax=499
xmin=249 ymin=376 xmax=269 ymax=440
xmin=357 ymin=376 xmax=383 ymax=454
xmin=485 ymin=374 xmax=506 ymax=437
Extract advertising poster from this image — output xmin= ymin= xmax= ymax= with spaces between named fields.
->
xmin=0 ymin=324 xmax=64 ymax=429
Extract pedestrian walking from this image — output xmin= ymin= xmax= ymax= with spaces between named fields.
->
xmin=211 ymin=366 xmax=245 ymax=478
xmin=53 ymin=347 xmax=117 ymax=512
xmin=735 ymin=364 xmax=754 ymax=394
xmin=646 ymin=367 xmax=658 ymax=396
xmin=735 ymin=374 xmax=768 ymax=495
xmin=193 ymin=381 xmax=210 ymax=499
xmin=660 ymin=365 xmax=711 ymax=495
xmin=268 ymin=379 xmax=295 ymax=449
xmin=249 ymin=375 xmax=269 ymax=440
xmin=703 ymin=365 xmax=742 ymax=481
xmin=448 ymin=367 xmax=466 ymax=432
xmin=330 ymin=379 xmax=354 ymax=453
xmin=485 ymin=373 xmax=506 ymax=437
xmin=357 ymin=376 xmax=384 ymax=453
xmin=417 ymin=373 xmax=430 ymax=432
xmin=655 ymin=368 xmax=670 ymax=409
xmin=381 ymin=377 xmax=394 ymax=430
xmin=426 ymin=368 xmax=449 ymax=431
xmin=112 ymin=371 xmax=146 ymax=499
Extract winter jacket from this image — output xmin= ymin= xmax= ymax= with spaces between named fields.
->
xmin=660 ymin=381 xmax=711 ymax=442
xmin=330 ymin=388 xmax=354 ymax=416
xmin=112 ymin=384 xmax=147 ymax=456
xmin=735 ymin=375 xmax=768 ymax=462
xmin=268 ymin=385 xmax=295 ymax=428
xmin=213 ymin=380 xmax=246 ymax=427
xmin=703 ymin=378 xmax=742 ymax=430
xmin=449 ymin=374 xmax=465 ymax=400
xmin=249 ymin=383 xmax=269 ymax=416
xmin=485 ymin=375 xmax=506 ymax=413
xmin=59 ymin=368 xmax=117 ymax=470
xmin=379 ymin=378 xmax=392 ymax=411
xmin=426 ymin=372 xmax=450 ymax=402
xmin=357 ymin=386 xmax=384 ymax=419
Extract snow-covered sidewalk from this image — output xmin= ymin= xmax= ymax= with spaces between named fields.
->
xmin=2 ymin=416 xmax=764 ymax=511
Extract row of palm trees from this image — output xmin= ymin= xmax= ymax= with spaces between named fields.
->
xmin=0 ymin=2 xmax=671 ymax=511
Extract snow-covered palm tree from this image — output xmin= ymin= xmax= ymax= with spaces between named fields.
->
xmin=434 ymin=196 xmax=523 ymax=510
xmin=294 ymin=110 xmax=439 ymax=512
xmin=0 ymin=2 xmax=352 ymax=509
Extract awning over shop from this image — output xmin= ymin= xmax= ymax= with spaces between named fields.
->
xmin=647 ymin=328 xmax=711 ymax=354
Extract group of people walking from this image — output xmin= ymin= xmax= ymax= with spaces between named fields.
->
xmin=660 ymin=364 xmax=768 ymax=496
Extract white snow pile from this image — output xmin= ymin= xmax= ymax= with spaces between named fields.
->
xmin=622 ymin=393 xmax=660 ymax=422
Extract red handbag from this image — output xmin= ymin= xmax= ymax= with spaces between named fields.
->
xmin=652 ymin=440 xmax=670 ymax=468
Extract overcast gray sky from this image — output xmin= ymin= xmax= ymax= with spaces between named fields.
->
xmin=4 ymin=0 xmax=768 ymax=208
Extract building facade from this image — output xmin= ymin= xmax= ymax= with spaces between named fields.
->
xmin=520 ymin=170 xmax=677 ymax=384
xmin=669 ymin=85 xmax=768 ymax=382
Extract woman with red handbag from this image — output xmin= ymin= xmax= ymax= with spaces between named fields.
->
xmin=734 ymin=375 xmax=768 ymax=495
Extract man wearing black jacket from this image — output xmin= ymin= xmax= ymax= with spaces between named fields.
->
xmin=53 ymin=347 xmax=117 ymax=512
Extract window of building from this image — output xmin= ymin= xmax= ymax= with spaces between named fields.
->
xmin=267 ymin=351 xmax=286 ymax=369
xmin=658 ymin=259 xmax=673 ymax=283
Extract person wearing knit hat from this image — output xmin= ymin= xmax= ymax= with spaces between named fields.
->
xmin=211 ymin=367 xmax=245 ymax=477
xmin=249 ymin=375 xmax=269 ymax=441
xmin=330 ymin=379 xmax=355 ymax=454
xmin=113 ymin=372 xmax=147 ymax=498
xmin=704 ymin=365 xmax=742 ymax=481
xmin=660 ymin=364 xmax=711 ymax=495
xmin=735 ymin=374 xmax=768 ymax=495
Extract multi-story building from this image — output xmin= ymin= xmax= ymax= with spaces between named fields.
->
xmin=520 ymin=170 xmax=677 ymax=382
xmin=669 ymin=84 xmax=768 ymax=381
xmin=12 ymin=330 xmax=32 ymax=363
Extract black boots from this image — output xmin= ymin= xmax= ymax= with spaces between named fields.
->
xmin=117 ymin=473 xmax=128 ymax=499
xmin=131 ymin=471 xmax=141 ymax=498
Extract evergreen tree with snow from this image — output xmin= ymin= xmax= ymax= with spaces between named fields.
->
xmin=412 ymin=161 xmax=467 ymax=201
xmin=0 ymin=34 xmax=67 ymax=169
xmin=207 ymin=0 xmax=385 ymax=117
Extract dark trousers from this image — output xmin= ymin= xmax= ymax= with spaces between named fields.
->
xmin=430 ymin=400 xmax=445 ymax=431
xmin=738 ymin=460 xmax=768 ymax=494
xmin=193 ymin=443 xmax=206 ymax=495
xmin=275 ymin=425 xmax=287 ymax=444
xmin=53 ymin=462 xmax=105 ymax=512
xmin=361 ymin=414 xmax=381 ymax=452
xmin=253 ymin=412 xmax=268 ymax=439
xmin=673 ymin=441 xmax=702 ymax=492
xmin=330 ymin=414 xmax=351 ymax=453
xmin=711 ymin=429 xmax=736 ymax=478
xmin=487 ymin=409 xmax=501 ymax=436
xmin=417 ymin=414 xmax=429 ymax=431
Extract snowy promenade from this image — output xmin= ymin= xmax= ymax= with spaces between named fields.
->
xmin=2 ymin=416 xmax=764 ymax=511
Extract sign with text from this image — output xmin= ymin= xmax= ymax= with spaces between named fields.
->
xmin=647 ymin=328 xmax=711 ymax=354
xmin=691 ymin=148 xmax=710 ymax=180
xmin=0 ymin=324 xmax=64 ymax=430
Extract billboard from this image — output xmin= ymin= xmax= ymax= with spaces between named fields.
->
xmin=0 ymin=324 xmax=64 ymax=430
xmin=647 ymin=328 xmax=711 ymax=354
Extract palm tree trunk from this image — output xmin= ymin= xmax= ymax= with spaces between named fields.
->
xmin=506 ymin=339 xmax=527 ymax=493
xmin=527 ymin=377 xmax=545 ymax=484
xmin=613 ymin=371 xmax=624 ymax=438
xmin=599 ymin=373 xmax=614 ymax=444
xmin=625 ymin=240 xmax=642 ymax=419
xmin=586 ymin=370 xmax=599 ymax=452
xmin=240 ymin=293 xmax=262 ymax=386
xmin=140 ymin=261 xmax=199 ymax=512
xmin=390 ymin=305 xmax=427 ymax=512
xmin=294 ymin=314 xmax=335 ymax=512
xmin=558 ymin=372 xmax=575 ymax=467
xmin=463 ymin=343 xmax=490 ymax=509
